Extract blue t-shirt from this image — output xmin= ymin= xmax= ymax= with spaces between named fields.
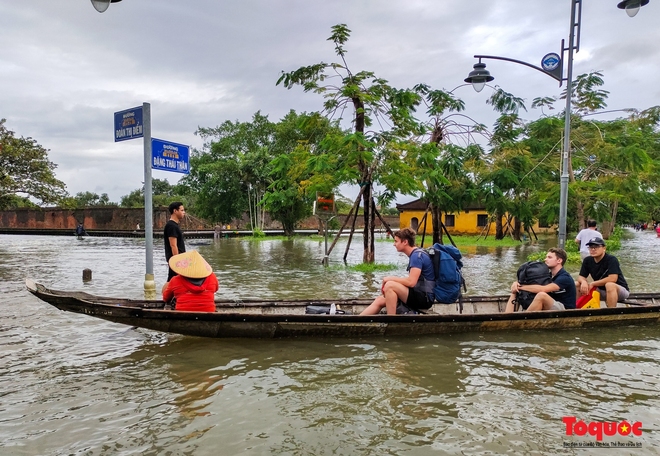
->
xmin=549 ymin=268 xmax=577 ymax=309
xmin=408 ymin=248 xmax=436 ymax=300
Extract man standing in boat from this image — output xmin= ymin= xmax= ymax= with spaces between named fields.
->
xmin=504 ymin=248 xmax=576 ymax=312
xmin=575 ymin=220 xmax=603 ymax=261
xmin=360 ymin=227 xmax=435 ymax=315
xmin=577 ymin=237 xmax=629 ymax=307
xmin=164 ymin=202 xmax=186 ymax=284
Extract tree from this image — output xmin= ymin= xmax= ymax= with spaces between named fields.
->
xmin=184 ymin=112 xmax=277 ymax=226
xmin=278 ymin=24 xmax=421 ymax=262
xmin=119 ymin=178 xmax=187 ymax=209
xmin=262 ymin=111 xmax=341 ymax=235
xmin=61 ymin=191 xmax=116 ymax=208
xmin=0 ymin=119 xmax=67 ymax=209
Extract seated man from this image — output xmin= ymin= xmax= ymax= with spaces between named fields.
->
xmin=360 ymin=227 xmax=435 ymax=315
xmin=505 ymin=248 xmax=576 ymax=313
xmin=576 ymin=237 xmax=629 ymax=308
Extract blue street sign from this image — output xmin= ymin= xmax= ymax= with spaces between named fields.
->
xmin=114 ymin=106 xmax=144 ymax=142
xmin=541 ymin=53 xmax=561 ymax=72
xmin=151 ymin=138 xmax=190 ymax=174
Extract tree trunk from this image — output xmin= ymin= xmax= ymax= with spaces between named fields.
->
xmin=362 ymin=185 xmax=375 ymax=263
xmin=431 ymin=206 xmax=442 ymax=245
xmin=352 ymin=96 xmax=375 ymax=263
xmin=576 ymin=200 xmax=586 ymax=231
xmin=609 ymin=200 xmax=619 ymax=238
xmin=495 ymin=212 xmax=504 ymax=240
xmin=513 ymin=217 xmax=521 ymax=241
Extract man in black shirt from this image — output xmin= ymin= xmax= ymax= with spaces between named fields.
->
xmin=164 ymin=201 xmax=186 ymax=283
xmin=577 ymin=237 xmax=629 ymax=307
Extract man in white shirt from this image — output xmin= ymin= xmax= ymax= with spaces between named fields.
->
xmin=575 ymin=220 xmax=603 ymax=260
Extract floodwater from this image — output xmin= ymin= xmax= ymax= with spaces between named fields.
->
xmin=1 ymin=229 xmax=660 ymax=455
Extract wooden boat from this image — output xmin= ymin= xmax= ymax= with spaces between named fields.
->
xmin=26 ymin=279 xmax=660 ymax=339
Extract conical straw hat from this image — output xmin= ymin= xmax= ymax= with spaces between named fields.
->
xmin=168 ymin=250 xmax=213 ymax=279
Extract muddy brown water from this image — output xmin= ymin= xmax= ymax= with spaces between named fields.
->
xmin=2 ymin=229 xmax=659 ymax=454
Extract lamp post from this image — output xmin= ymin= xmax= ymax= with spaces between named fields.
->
xmin=90 ymin=0 xmax=123 ymax=13
xmin=465 ymin=0 xmax=650 ymax=248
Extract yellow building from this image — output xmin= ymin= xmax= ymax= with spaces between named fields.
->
xmin=395 ymin=199 xmax=554 ymax=236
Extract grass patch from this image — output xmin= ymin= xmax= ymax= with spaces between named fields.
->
xmin=412 ymin=235 xmax=524 ymax=248
xmin=330 ymin=263 xmax=399 ymax=273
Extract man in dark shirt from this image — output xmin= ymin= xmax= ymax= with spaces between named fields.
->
xmin=164 ymin=201 xmax=186 ymax=283
xmin=577 ymin=237 xmax=629 ymax=307
xmin=505 ymin=248 xmax=576 ymax=312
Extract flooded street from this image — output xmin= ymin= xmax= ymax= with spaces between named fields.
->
xmin=2 ymin=229 xmax=659 ymax=454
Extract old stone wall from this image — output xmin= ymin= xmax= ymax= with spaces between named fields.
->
xmin=0 ymin=207 xmax=399 ymax=232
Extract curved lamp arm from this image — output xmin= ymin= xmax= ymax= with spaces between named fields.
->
xmin=473 ymin=55 xmax=563 ymax=85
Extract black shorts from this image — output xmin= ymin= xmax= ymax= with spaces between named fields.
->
xmin=406 ymin=287 xmax=434 ymax=310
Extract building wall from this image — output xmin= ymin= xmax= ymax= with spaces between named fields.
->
xmin=0 ymin=207 xmax=400 ymax=232
xmin=399 ymin=210 xmax=554 ymax=236
xmin=0 ymin=207 xmax=202 ymax=231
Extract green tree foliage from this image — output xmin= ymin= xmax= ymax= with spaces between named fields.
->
xmin=262 ymin=111 xmax=341 ymax=235
xmin=0 ymin=119 xmax=67 ymax=209
xmin=182 ymin=112 xmax=275 ymax=225
xmin=504 ymin=72 xmax=660 ymax=237
xmin=278 ymin=24 xmax=422 ymax=262
xmin=119 ymin=178 xmax=187 ymax=209
xmin=61 ymin=191 xmax=116 ymax=208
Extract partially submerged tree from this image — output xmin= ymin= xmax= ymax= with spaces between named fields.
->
xmin=278 ymin=24 xmax=421 ymax=262
xmin=0 ymin=119 xmax=67 ymax=209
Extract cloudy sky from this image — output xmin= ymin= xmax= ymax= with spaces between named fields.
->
xmin=1 ymin=0 xmax=658 ymax=203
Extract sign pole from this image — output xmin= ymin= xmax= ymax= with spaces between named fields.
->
xmin=143 ymin=102 xmax=155 ymax=298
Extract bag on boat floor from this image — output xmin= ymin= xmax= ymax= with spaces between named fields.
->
xmin=516 ymin=260 xmax=552 ymax=309
xmin=576 ymin=289 xmax=601 ymax=309
xmin=305 ymin=304 xmax=349 ymax=315
xmin=396 ymin=302 xmax=420 ymax=315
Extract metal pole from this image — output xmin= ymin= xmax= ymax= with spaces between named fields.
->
xmin=558 ymin=0 xmax=579 ymax=249
xmin=143 ymin=102 xmax=156 ymax=298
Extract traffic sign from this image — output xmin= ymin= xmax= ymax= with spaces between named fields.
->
xmin=114 ymin=106 xmax=143 ymax=142
xmin=151 ymin=138 xmax=190 ymax=174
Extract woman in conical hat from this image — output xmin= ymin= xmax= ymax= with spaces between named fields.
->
xmin=162 ymin=250 xmax=219 ymax=312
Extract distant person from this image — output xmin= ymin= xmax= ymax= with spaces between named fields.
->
xmin=162 ymin=251 xmax=218 ymax=312
xmin=656 ymin=224 xmax=660 ymax=238
xmin=575 ymin=220 xmax=603 ymax=260
xmin=577 ymin=237 xmax=629 ymax=308
xmin=504 ymin=248 xmax=576 ymax=313
xmin=164 ymin=202 xmax=186 ymax=284
xmin=360 ymin=227 xmax=435 ymax=315
xmin=75 ymin=223 xmax=85 ymax=237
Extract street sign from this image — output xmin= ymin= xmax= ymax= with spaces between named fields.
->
xmin=151 ymin=138 xmax=190 ymax=174
xmin=314 ymin=192 xmax=335 ymax=216
xmin=114 ymin=106 xmax=144 ymax=142
xmin=541 ymin=53 xmax=561 ymax=72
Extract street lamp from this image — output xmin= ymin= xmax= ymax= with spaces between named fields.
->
xmin=618 ymin=0 xmax=649 ymax=16
xmin=465 ymin=0 xmax=651 ymax=248
xmin=90 ymin=0 xmax=123 ymax=13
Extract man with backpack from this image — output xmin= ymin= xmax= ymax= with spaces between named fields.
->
xmin=504 ymin=248 xmax=576 ymax=312
xmin=360 ymin=228 xmax=435 ymax=315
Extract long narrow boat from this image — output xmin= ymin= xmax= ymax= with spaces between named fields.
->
xmin=26 ymin=279 xmax=660 ymax=339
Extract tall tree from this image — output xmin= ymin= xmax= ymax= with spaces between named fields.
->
xmin=278 ymin=24 xmax=420 ymax=262
xmin=183 ymin=112 xmax=276 ymax=225
xmin=0 ymin=119 xmax=67 ymax=209
xmin=263 ymin=111 xmax=341 ymax=235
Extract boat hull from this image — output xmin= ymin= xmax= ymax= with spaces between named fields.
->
xmin=26 ymin=279 xmax=660 ymax=338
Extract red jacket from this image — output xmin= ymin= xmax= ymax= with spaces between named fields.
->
xmin=163 ymin=274 xmax=219 ymax=312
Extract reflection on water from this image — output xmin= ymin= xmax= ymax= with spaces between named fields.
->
xmin=2 ymin=229 xmax=660 ymax=454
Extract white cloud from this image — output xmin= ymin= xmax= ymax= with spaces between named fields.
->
xmin=1 ymin=0 xmax=658 ymax=201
